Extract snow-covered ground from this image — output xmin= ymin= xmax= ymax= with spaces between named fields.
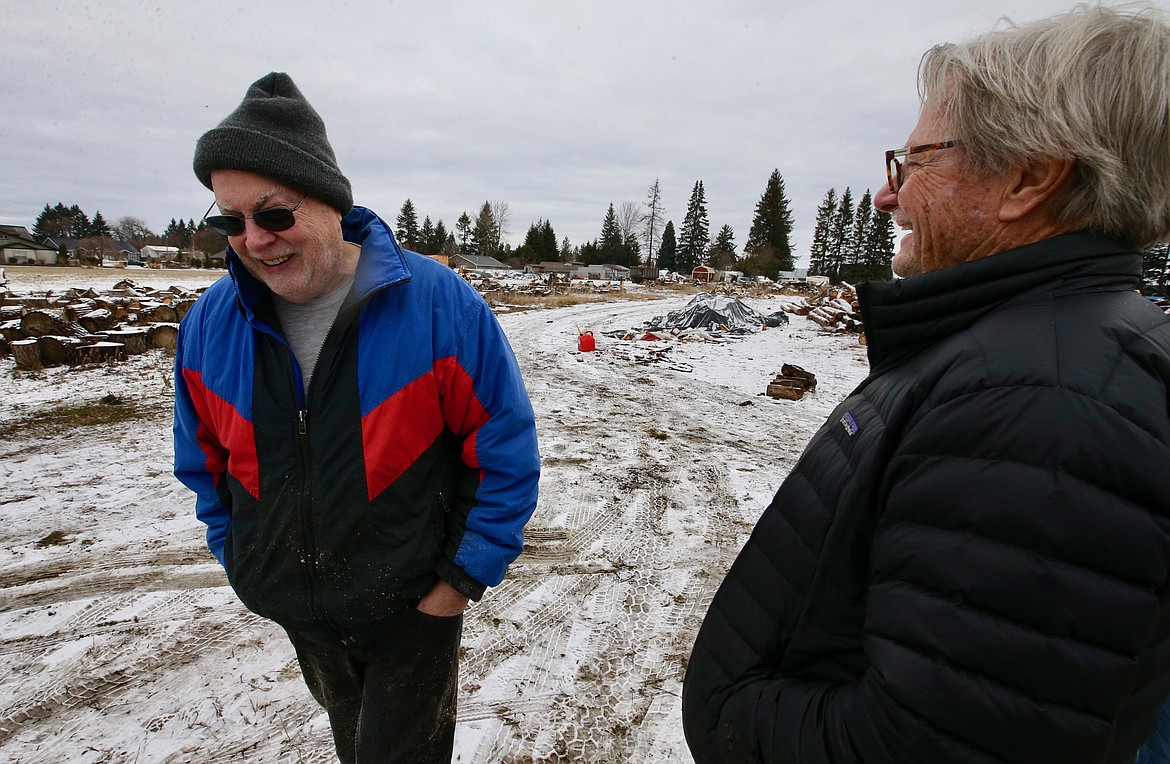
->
xmin=0 ymin=267 xmax=869 ymax=762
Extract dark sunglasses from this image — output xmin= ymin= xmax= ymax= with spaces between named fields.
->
xmin=201 ymin=193 xmax=308 ymax=237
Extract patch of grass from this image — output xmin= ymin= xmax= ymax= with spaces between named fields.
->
xmin=647 ymin=428 xmax=670 ymax=441
xmin=0 ymin=398 xmax=157 ymax=441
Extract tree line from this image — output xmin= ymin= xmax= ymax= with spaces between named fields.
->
xmin=32 ymin=202 xmax=226 ymax=265
xmin=31 ymin=188 xmax=1169 ymax=289
xmin=390 ymin=171 xmax=898 ymax=282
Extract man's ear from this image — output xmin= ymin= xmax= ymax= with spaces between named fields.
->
xmin=999 ymin=157 xmax=1075 ymax=222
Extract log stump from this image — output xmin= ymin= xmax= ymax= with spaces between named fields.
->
xmin=1 ymin=319 xmax=23 ymax=341
xmin=20 ymin=310 xmax=88 ymax=338
xmin=37 ymin=335 xmax=83 ymax=366
xmin=11 ymin=338 xmax=42 ymax=370
xmin=79 ymin=308 xmax=118 ymax=333
xmin=100 ymin=328 xmax=149 ymax=355
xmin=175 ymin=299 xmax=197 ymax=320
xmin=147 ymin=323 xmax=179 ymax=351
xmin=140 ymin=304 xmax=179 ymax=324
xmin=75 ymin=342 xmax=126 ymax=365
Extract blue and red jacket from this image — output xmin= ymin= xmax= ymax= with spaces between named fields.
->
xmin=173 ymin=206 xmax=540 ymax=647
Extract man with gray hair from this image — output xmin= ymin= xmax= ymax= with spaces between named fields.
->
xmin=682 ymin=6 xmax=1170 ymax=762
xmin=173 ymin=72 xmax=540 ymax=762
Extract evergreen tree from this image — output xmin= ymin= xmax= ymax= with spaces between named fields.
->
xmin=850 ymin=191 xmax=873 ymax=268
xmin=744 ymin=169 xmax=795 ymax=271
xmin=677 ymin=181 xmax=710 ymax=273
xmin=867 ymin=211 xmax=896 ymax=267
xmin=396 ymin=199 xmax=420 ymax=250
xmin=34 ymin=202 xmax=91 ymax=239
xmin=539 ymin=220 xmax=558 ymax=261
xmin=808 ymin=188 xmax=838 ymax=279
xmin=824 ymin=187 xmax=855 ymax=282
xmin=419 ymin=216 xmax=436 ymax=253
xmin=560 ymin=237 xmax=573 ymax=261
xmin=456 ymin=212 xmax=472 ymax=252
xmin=89 ymin=211 xmax=112 ymax=238
xmin=163 ymin=218 xmax=193 ymax=250
xmin=434 ymin=220 xmax=452 ymax=255
xmin=32 ymin=203 xmax=56 ymax=239
xmin=599 ymin=204 xmax=623 ymax=259
xmin=622 ymin=233 xmax=641 ymax=266
xmin=708 ymin=224 xmax=736 ymax=268
xmin=515 ymin=219 xmax=559 ymax=264
xmin=658 ymin=220 xmax=678 ymax=273
xmin=470 ymin=202 xmax=498 ymax=258
xmin=643 ymin=178 xmax=666 ymax=266
xmin=578 ymin=241 xmax=601 ymax=264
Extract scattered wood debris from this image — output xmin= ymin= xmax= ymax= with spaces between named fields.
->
xmin=782 ymin=283 xmax=864 ymax=336
xmin=0 ymin=278 xmax=203 ymax=370
xmin=765 ymin=364 xmax=818 ymax=400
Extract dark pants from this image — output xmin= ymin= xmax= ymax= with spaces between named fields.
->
xmin=287 ymin=608 xmax=463 ymax=764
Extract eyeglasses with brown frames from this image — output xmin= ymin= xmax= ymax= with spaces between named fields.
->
xmin=885 ymin=140 xmax=962 ymax=193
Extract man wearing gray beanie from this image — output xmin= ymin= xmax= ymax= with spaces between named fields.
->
xmin=173 ymin=72 xmax=540 ymax=764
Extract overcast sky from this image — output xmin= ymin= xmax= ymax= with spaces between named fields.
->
xmin=3 ymin=0 xmax=1154 ymax=265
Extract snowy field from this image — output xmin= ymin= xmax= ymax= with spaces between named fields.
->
xmin=0 ymin=266 xmax=869 ymax=762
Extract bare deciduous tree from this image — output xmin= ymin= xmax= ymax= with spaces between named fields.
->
xmin=489 ymin=200 xmax=511 ymax=250
xmin=643 ymin=179 xmax=666 ymax=266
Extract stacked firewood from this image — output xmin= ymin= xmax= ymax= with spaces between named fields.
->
xmin=0 ymin=279 xmax=203 ymax=370
xmin=782 ymin=283 xmax=864 ymax=335
xmin=765 ymin=364 xmax=818 ymax=401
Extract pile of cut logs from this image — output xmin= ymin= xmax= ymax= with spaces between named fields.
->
xmin=782 ymin=283 xmax=864 ymax=335
xmin=0 ymin=279 xmax=204 ymax=370
xmin=765 ymin=364 xmax=818 ymax=401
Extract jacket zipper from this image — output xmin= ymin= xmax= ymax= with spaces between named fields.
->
xmin=291 ymin=354 xmax=324 ymax=630
xmin=293 ymin=312 xmax=361 ymax=648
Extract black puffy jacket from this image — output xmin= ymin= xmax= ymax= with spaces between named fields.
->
xmin=682 ymin=233 xmax=1170 ymax=763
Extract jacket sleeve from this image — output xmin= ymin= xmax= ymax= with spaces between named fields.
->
xmin=172 ymin=326 xmax=233 ymax=568
xmin=434 ymin=299 xmax=539 ymax=600
xmin=684 ymin=378 xmax=1170 ymax=763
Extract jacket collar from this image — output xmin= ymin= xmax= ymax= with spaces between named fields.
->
xmin=227 ymin=205 xmax=411 ymax=323
xmin=857 ymin=231 xmax=1141 ymax=373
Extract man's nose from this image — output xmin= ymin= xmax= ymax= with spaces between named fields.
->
xmin=242 ymin=219 xmax=278 ymax=251
xmin=874 ymin=182 xmax=899 ymax=213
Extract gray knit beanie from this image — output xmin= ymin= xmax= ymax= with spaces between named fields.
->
xmin=193 ymin=72 xmax=353 ymax=214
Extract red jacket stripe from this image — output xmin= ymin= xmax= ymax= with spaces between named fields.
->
xmin=434 ymin=356 xmax=490 ymax=470
xmin=362 ymin=368 xmax=446 ymax=500
xmin=181 ymin=369 xmax=260 ymax=500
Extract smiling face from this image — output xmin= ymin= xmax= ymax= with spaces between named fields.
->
xmin=210 ymin=169 xmax=355 ymax=303
xmin=873 ymin=106 xmax=1015 ymax=278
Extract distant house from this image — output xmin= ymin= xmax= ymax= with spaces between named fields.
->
xmin=530 ymin=261 xmax=630 ymax=281
xmin=572 ymin=263 xmax=630 ymax=281
xmin=450 ymin=254 xmax=511 ymax=273
xmin=140 ymin=245 xmax=181 ymax=263
xmin=112 ymin=239 xmax=141 ymax=261
xmin=524 ymin=261 xmax=575 ymax=277
xmin=0 ymin=237 xmax=58 ymax=265
xmin=0 ymin=224 xmax=36 ymax=241
xmin=425 ymin=254 xmax=450 ymax=267
xmin=42 ymin=236 xmax=81 ymax=260
xmin=691 ymin=265 xmax=716 ymax=283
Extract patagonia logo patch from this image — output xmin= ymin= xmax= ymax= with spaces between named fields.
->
xmin=839 ymin=411 xmax=860 ymax=437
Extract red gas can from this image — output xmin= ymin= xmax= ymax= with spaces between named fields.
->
xmin=578 ymin=331 xmax=596 ymax=352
